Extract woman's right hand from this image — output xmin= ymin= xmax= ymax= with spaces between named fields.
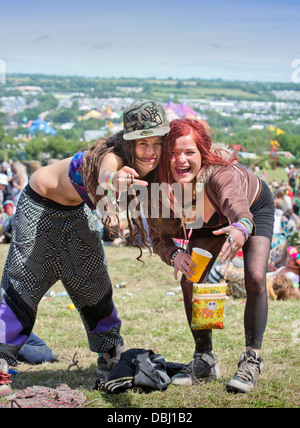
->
xmin=112 ymin=166 xmax=149 ymax=193
xmin=173 ymin=251 xmax=196 ymax=280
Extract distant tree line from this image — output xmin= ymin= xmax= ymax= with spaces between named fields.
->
xmin=0 ymin=74 xmax=299 ymax=166
xmin=3 ymin=73 xmax=300 ymax=101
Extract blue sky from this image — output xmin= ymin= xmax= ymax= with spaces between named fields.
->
xmin=0 ymin=0 xmax=299 ymax=82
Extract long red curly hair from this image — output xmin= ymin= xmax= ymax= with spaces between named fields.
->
xmin=159 ymin=118 xmax=235 ymax=185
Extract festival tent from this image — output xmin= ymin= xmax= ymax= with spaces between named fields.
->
xmin=29 ymin=118 xmax=57 ymax=135
xmin=165 ymin=100 xmax=199 ymax=118
xmin=165 ymin=108 xmax=180 ymax=122
xmin=79 ymin=109 xmax=103 ymax=121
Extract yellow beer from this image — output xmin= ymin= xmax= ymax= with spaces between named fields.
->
xmin=188 ymin=248 xmax=212 ymax=282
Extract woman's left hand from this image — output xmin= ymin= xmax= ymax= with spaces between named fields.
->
xmin=213 ymin=225 xmax=246 ymax=263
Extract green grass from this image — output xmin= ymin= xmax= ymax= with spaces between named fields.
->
xmin=264 ymin=167 xmax=289 ymax=183
xmin=150 ymin=86 xmax=258 ymax=101
xmin=0 ymin=245 xmax=299 ymax=408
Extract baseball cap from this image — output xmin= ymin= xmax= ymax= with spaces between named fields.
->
xmin=123 ymin=99 xmax=170 ymax=141
xmin=0 ymin=173 xmax=8 ymax=186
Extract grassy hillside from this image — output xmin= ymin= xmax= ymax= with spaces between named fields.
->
xmin=0 ymin=244 xmax=299 ymax=408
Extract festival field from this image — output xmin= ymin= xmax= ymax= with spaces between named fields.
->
xmin=0 ymin=244 xmax=299 ymax=408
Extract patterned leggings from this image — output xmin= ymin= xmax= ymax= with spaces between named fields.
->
xmin=181 ymin=181 xmax=274 ymax=353
xmin=0 ymin=187 xmax=122 ymax=365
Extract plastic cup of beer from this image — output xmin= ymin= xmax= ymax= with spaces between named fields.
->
xmin=188 ymin=248 xmax=213 ymax=282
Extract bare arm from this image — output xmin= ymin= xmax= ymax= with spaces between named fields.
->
xmin=98 ymin=152 xmax=148 ymax=192
xmin=98 ymin=152 xmax=124 ymax=185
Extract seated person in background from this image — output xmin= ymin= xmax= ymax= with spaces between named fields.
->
xmin=0 ymin=200 xmax=15 ymax=243
xmin=0 ymin=174 xmax=11 ymax=212
xmin=267 ymin=245 xmax=300 ymax=300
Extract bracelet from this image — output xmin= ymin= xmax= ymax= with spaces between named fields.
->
xmin=170 ymin=248 xmax=185 ymax=266
xmin=231 ymin=222 xmax=248 ymax=241
xmin=105 ymin=172 xmax=115 ymax=191
xmin=238 ymin=217 xmax=253 ymax=234
xmin=238 ymin=221 xmax=252 ymax=237
xmin=239 ymin=217 xmax=253 ymax=229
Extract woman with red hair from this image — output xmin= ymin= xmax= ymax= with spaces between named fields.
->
xmin=147 ymin=118 xmax=275 ymax=394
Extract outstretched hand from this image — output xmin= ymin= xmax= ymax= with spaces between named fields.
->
xmin=112 ymin=166 xmax=148 ymax=193
xmin=213 ymin=225 xmax=246 ymax=263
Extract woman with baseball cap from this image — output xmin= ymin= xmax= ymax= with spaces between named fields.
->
xmin=94 ymin=99 xmax=170 ymax=252
xmin=97 ymin=99 xmax=170 ymax=190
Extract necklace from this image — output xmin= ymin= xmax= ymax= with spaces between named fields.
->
xmin=181 ymin=180 xmax=197 ymax=226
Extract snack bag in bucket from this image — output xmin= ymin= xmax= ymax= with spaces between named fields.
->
xmin=191 ymin=283 xmax=227 ymax=330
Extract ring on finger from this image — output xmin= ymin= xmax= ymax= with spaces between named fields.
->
xmin=128 ymin=173 xmax=134 ymax=184
xmin=231 ymin=245 xmax=236 ymax=251
xmin=227 ymin=236 xmax=234 ymax=244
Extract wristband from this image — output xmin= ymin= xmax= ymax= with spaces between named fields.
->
xmin=170 ymin=248 xmax=185 ymax=266
xmin=239 ymin=217 xmax=253 ymax=229
xmin=238 ymin=217 xmax=253 ymax=235
xmin=231 ymin=222 xmax=248 ymax=241
xmin=105 ymin=172 xmax=115 ymax=191
xmin=238 ymin=221 xmax=251 ymax=237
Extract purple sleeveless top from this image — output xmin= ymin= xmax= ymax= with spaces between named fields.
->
xmin=68 ymin=151 xmax=96 ymax=210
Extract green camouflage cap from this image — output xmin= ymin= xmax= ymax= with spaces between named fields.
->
xmin=123 ymin=99 xmax=170 ymax=140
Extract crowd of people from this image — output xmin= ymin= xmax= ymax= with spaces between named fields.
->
xmin=207 ymin=168 xmax=300 ymax=302
xmin=265 ymin=171 xmax=300 ymax=302
xmin=0 ymin=161 xmax=28 ymax=245
xmin=0 ymin=99 xmax=299 ymax=401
